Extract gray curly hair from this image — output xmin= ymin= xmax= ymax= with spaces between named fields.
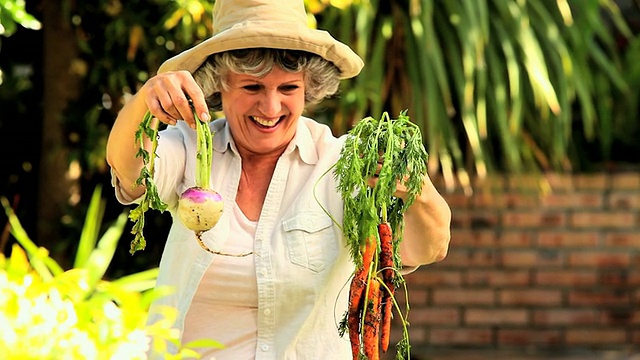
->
xmin=193 ymin=48 xmax=341 ymax=111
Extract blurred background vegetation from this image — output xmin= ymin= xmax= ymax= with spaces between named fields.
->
xmin=1 ymin=0 xmax=640 ymax=274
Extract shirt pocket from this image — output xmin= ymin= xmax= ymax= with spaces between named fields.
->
xmin=282 ymin=211 xmax=335 ymax=273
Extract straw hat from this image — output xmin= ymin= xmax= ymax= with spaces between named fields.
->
xmin=158 ymin=0 xmax=364 ymax=79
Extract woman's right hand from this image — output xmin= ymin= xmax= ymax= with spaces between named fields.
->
xmin=106 ymin=70 xmax=210 ymax=200
xmin=141 ymin=70 xmax=211 ymax=129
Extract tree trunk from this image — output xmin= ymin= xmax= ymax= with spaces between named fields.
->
xmin=38 ymin=0 xmax=80 ymax=255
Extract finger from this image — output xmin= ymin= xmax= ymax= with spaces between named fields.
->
xmin=144 ymin=71 xmax=210 ymax=128
xmin=181 ymin=81 xmax=210 ymax=123
xmin=168 ymin=93 xmax=196 ymax=129
xmin=146 ymin=96 xmax=178 ymax=126
xmin=144 ymin=75 xmax=185 ymax=125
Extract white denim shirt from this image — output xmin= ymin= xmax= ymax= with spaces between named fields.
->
xmin=113 ymin=117 xmax=353 ymax=359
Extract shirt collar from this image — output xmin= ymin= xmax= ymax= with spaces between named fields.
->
xmin=211 ymin=116 xmax=318 ymax=165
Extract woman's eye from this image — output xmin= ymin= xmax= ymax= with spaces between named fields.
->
xmin=281 ymin=85 xmax=299 ymax=92
xmin=243 ymin=84 xmax=261 ymax=92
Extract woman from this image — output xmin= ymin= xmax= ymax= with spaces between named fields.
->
xmin=106 ymin=0 xmax=451 ymax=359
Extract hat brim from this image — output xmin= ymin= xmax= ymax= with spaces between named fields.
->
xmin=157 ymin=21 xmax=364 ymax=79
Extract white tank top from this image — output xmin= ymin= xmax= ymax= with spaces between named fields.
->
xmin=182 ymin=204 xmax=258 ymax=359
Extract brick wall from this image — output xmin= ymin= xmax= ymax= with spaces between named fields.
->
xmin=404 ymin=172 xmax=640 ymax=354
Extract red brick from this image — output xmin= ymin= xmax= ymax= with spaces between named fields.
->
xmin=409 ymin=307 xmax=460 ymax=325
xmin=598 ymin=269 xmax=633 ymax=287
xmin=406 ymin=289 xmax=428 ymax=305
xmin=544 ymin=173 xmax=575 ymax=191
xmin=534 ymin=270 xmax=597 ymax=287
xmin=608 ymin=192 xmax=640 ymax=209
xmin=599 ymin=308 xmax=638 ymax=326
xmin=466 ymin=270 xmax=530 ymax=287
xmin=499 ymin=249 xmax=564 ymax=268
xmin=497 ymin=329 xmax=563 ymax=346
xmin=429 ymin=328 xmax=493 ymax=345
xmin=407 ymin=270 xmax=463 ymax=287
xmin=566 ymin=329 xmax=626 ymax=345
xmin=567 ymin=252 xmax=630 ymax=267
xmin=497 ymin=231 xmax=534 ymax=247
xmin=574 ymin=174 xmax=609 ymax=190
xmin=498 ymin=250 xmax=538 ymax=267
xmin=610 ymin=173 xmax=640 ymax=189
xmin=540 ymin=192 xmax=604 ymax=209
xmin=451 ymin=210 xmax=500 ymax=229
xmin=537 ymin=231 xmax=599 ymax=247
xmin=403 ymin=326 xmax=426 ymax=343
xmin=432 ymin=289 xmax=494 ymax=306
xmin=507 ymin=174 xmax=548 ymax=191
xmin=502 ymin=212 xmax=566 ymax=228
xmin=498 ymin=289 xmax=562 ymax=306
xmin=465 ymin=309 xmax=528 ymax=325
xmin=570 ymin=211 xmax=635 ymax=228
xmin=533 ymin=309 xmax=599 ymax=325
xmin=452 ymin=229 xmax=497 ymax=247
xmin=439 ymin=249 xmax=498 ymax=268
xmin=472 ymin=192 xmax=508 ymax=208
xmin=604 ymin=232 xmax=640 ymax=248
xmin=568 ymin=290 xmax=631 ymax=307
xmin=500 ymin=193 xmax=543 ymax=209
xmin=443 ymin=192 xmax=472 ymax=208
xmin=508 ymin=193 xmax=545 ymax=208
xmin=386 ymin=318 xmax=424 ymax=347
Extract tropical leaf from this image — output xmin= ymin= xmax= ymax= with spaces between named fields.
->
xmin=308 ymin=0 xmax=637 ymax=190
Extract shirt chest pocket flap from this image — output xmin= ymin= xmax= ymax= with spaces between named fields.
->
xmin=282 ymin=212 xmax=335 ymax=273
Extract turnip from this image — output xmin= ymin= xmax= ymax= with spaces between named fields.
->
xmin=128 ymin=101 xmax=251 ymax=257
xmin=177 ymin=187 xmax=224 ymax=232
xmin=176 ymin=108 xmax=223 ymax=234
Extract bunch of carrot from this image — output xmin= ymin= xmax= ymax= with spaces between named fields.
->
xmin=346 ymin=222 xmax=396 ymax=360
xmin=334 ymin=111 xmax=428 ymax=360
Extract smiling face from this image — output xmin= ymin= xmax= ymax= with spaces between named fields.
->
xmin=220 ymin=66 xmax=305 ymax=159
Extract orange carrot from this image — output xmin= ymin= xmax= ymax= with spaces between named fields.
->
xmin=348 ymin=237 xmax=376 ymax=359
xmin=378 ymin=222 xmax=395 ymax=352
xmin=347 ymin=278 xmax=364 ymax=359
xmin=363 ymin=278 xmax=382 ymax=360
xmin=378 ymin=222 xmax=394 ymax=281
xmin=380 ymin=289 xmax=394 ymax=353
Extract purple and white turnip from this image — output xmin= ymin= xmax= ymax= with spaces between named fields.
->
xmin=128 ymin=101 xmax=251 ymax=257
xmin=177 ymin=110 xmax=223 ymax=234
xmin=177 ymin=187 xmax=224 ymax=232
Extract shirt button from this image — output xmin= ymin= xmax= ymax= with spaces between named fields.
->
xmin=261 ymin=269 xmax=268 ymax=276
xmin=264 ymin=308 xmax=271 ymax=316
xmin=261 ymin=344 xmax=269 ymax=351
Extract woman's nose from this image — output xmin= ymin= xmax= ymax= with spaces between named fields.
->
xmin=258 ymin=91 xmax=282 ymax=116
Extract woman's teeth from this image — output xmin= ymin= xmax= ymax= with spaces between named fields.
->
xmin=252 ymin=116 xmax=278 ymax=127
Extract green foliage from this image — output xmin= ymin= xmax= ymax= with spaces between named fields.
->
xmin=0 ymin=0 xmax=41 ymax=37
xmin=129 ymin=111 xmax=169 ymax=254
xmin=335 ymin=111 xmax=427 ymax=263
xmin=60 ymin=0 xmax=214 ymax=176
xmin=308 ymin=0 xmax=640 ymax=193
xmin=0 ymin=187 xmax=221 ymax=359
xmin=60 ymin=0 xmax=640 ymax=194
xmin=3 ymin=0 xmax=639 ymax=276
xmin=51 ymin=0 xmax=216 ymax=267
